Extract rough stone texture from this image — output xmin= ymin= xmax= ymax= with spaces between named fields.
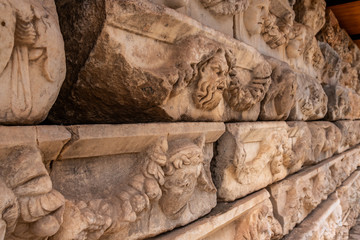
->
xmin=284 ymin=193 xmax=343 ymax=240
xmin=49 ymin=0 xmax=273 ymax=124
xmin=0 ymin=0 xmax=66 ymax=125
xmin=152 ymin=189 xmax=282 ymax=240
xmin=335 ymin=120 xmax=360 ymax=153
xmin=285 ymin=170 xmax=360 ymax=240
xmin=214 ymin=121 xmax=342 ymax=201
xmin=268 ymin=146 xmax=360 ymax=235
xmin=0 ymin=125 xmax=70 ymax=239
xmin=49 ymin=123 xmax=224 ymax=240
xmin=349 ymin=217 xmax=360 ymax=240
xmin=293 ymin=0 xmax=326 ymax=34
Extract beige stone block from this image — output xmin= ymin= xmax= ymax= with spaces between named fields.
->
xmin=0 ymin=125 xmax=70 ymax=161
xmin=268 ymin=146 xmax=360 ymax=235
xmin=36 ymin=126 xmax=71 ymax=162
xmin=50 ymin=0 xmax=272 ymax=124
xmin=153 ymin=189 xmax=281 ymax=240
xmin=214 ymin=121 xmax=341 ymax=201
xmin=50 ymin=123 xmax=224 ymax=239
xmin=59 ymin=122 xmax=224 ymax=160
xmin=0 ymin=0 xmax=65 ymax=124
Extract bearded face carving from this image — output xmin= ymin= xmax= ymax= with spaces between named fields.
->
xmin=192 ymin=49 xmax=229 ymax=111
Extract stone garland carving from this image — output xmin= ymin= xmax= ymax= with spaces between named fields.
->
xmin=0 ymin=145 xmax=65 ymax=239
xmin=52 ymin=136 xmax=216 ymax=240
xmin=268 ymin=146 xmax=360 ymax=235
xmin=0 ymin=0 xmax=65 ymax=125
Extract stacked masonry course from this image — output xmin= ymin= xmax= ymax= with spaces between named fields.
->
xmin=1 ymin=0 xmax=360 ymax=239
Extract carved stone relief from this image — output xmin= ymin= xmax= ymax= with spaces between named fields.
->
xmin=214 ymin=122 xmax=313 ymax=201
xmin=287 ymin=73 xmax=327 ymax=121
xmin=0 ymin=0 xmax=65 ymax=124
xmin=49 ymin=0 xmax=272 ymax=124
xmin=153 ymin=189 xmax=282 ymax=240
xmin=268 ymin=146 xmax=360 ymax=235
xmin=0 ymin=146 xmax=65 ymax=240
xmin=293 ymin=0 xmax=326 ymax=34
xmin=260 ymin=56 xmax=297 ymax=120
xmin=48 ymin=123 xmax=224 ymax=240
xmin=335 ymin=121 xmax=360 ymax=153
xmin=286 ymin=170 xmax=360 ymax=240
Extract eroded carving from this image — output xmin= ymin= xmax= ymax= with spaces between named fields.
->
xmin=0 ymin=146 xmax=65 ymax=239
xmin=199 ymin=0 xmax=249 ymax=15
xmin=269 ymin=147 xmax=360 ymax=235
xmin=235 ymin=201 xmax=282 ymax=240
xmin=0 ymin=0 xmax=65 ymax=124
xmin=53 ymin=136 xmax=216 ymax=239
xmin=260 ymin=57 xmax=297 ymax=120
xmin=293 ymin=0 xmax=326 ymax=34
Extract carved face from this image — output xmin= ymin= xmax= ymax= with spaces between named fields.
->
xmin=160 ymin=164 xmax=200 ymax=218
xmin=286 ymin=26 xmax=307 ymax=59
xmin=244 ymin=0 xmax=270 ymax=36
xmin=193 ymin=50 xmax=228 ymax=111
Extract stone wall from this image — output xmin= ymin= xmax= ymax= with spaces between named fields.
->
xmin=1 ymin=0 xmax=360 ymax=239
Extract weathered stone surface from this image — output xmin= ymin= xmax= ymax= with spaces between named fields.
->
xmin=260 ymin=57 xmax=297 ymax=120
xmin=293 ymin=0 xmax=326 ymax=34
xmin=287 ymin=72 xmax=327 ymax=121
xmin=153 ymin=189 xmax=282 ymax=240
xmin=349 ymin=217 xmax=360 ymax=240
xmin=285 ymin=170 xmax=360 ymax=240
xmin=0 ymin=126 xmax=70 ymax=239
xmin=284 ymin=193 xmax=343 ymax=240
xmin=319 ymin=39 xmax=360 ymax=121
xmin=0 ymin=0 xmax=66 ymax=125
xmin=50 ymin=123 xmax=224 ymax=239
xmin=335 ymin=120 xmax=360 ymax=153
xmin=214 ymin=121 xmax=341 ymax=201
xmin=268 ymin=146 xmax=360 ymax=235
xmin=49 ymin=0 xmax=272 ymax=124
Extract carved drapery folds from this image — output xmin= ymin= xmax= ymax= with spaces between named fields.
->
xmin=0 ymin=0 xmax=65 ymax=125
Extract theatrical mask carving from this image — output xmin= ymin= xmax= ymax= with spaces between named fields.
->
xmin=0 ymin=0 xmax=65 ymax=124
xmin=54 ymin=136 xmax=216 ymax=239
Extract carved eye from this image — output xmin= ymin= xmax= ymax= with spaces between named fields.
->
xmin=1 ymin=21 xmax=5 ymax=27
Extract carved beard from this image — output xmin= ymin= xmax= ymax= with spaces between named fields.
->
xmin=192 ymin=65 xmax=226 ymax=111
